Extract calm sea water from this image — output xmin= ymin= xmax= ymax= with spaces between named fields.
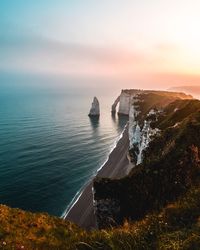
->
xmin=0 ymin=73 xmax=128 ymax=216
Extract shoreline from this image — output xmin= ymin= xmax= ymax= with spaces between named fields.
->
xmin=62 ymin=123 xmax=132 ymax=229
xmin=61 ymin=124 xmax=129 ymax=219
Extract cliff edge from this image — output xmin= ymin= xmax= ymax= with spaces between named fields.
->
xmin=112 ymin=89 xmax=193 ymax=115
xmin=94 ymin=93 xmax=200 ymax=230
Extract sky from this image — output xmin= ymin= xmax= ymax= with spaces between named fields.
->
xmin=1 ymin=0 xmax=200 ymax=89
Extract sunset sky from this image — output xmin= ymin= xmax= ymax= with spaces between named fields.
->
xmin=1 ymin=0 xmax=200 ymax=89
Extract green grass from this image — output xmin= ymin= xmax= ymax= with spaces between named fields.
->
xmin=1 ymin=186 xmax=200 ymax=249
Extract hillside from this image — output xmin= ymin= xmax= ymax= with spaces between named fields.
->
xmin=1 ymin=95 xmax=200 ymax=249
xmin=115 ymin=89 xmax=192 ymax=115
xmin=94 ymin=97 xmax=200 ymax=226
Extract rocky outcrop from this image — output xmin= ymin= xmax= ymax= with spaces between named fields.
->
xmin=94 ymin=91 xmax=196 ymax=229
xmin=88 ymin=97 xmax=100 ymax=117
xmin=118 ymin=91 xmax=131 ymax=115
xmin=111 ymin=96 xmax=120 ymax=113
xmin=116 ymin=89 xmax=194 ymax=162
xmin=118 ymin=90 xmax=143 ymax=115
xmin=116 ymin=89 xmax=193 ymax=116
xmin=94 ymin=198 xmax=121 ymax=228
xmin=129 ymin=101 xmax=160 ymax=164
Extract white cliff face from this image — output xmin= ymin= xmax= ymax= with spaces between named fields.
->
xmin=111 ymin=90 xmax=160 ymax=164
xmin=118 ymin=92 xmax=131 ymax=115
xmin=88 ymin=97 xmax=100 ymax=116
xmin=129 ymin=100 xmax=160 ymax=165
xmin=129 ymin=98 xmax=141 ymax=148
xmin=136 ymin=120 xmax=160 ymax=164
xmin=118 ymin=90 xmax=142 ymax=115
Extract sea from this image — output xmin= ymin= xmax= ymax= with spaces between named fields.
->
xmin=0 ymin=72 xmax=128 ymax=217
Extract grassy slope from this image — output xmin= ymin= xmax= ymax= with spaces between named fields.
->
xmin=0 ymin=205 xmax=84 ymax=249
xmin=132 ymin=92 xmax=193 ymax=126
xmin=1 ymin=186 xmax=200 ymax=249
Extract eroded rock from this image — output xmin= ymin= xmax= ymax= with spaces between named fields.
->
xmin=88 ymin=97 xmax=100 ymax=117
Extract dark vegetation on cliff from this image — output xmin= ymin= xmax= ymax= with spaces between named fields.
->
xmin=123 ymin=89 xmax=193 ymax=100
xmin=94 ymin=99 xmax=200 ymax=224
xmin=1 ymin=96 xmax=200 ymax=249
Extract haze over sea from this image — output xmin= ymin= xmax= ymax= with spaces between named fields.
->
xmin=0 ymin=72 xmax=128 ymax=216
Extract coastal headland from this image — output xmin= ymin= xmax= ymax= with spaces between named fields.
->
xmin=64 ymin=89 xmax=193 ymax=229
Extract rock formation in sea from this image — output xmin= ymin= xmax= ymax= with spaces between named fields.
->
xmin=111 ymin=96 xmax=120 ymax=113
xmin=88 ymin=97 xmax=100 ymax=117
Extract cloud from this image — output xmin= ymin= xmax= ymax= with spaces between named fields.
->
xmin=1 ymin=32 xmax=200 ymax=90
xmin=0 ymin=33 xmax=150 ymax=77
xmin=154 ymin=42 xmax=180 ymax=53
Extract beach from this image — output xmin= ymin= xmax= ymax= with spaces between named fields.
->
xmin=64 ymin=123 xmax=132 ymax=229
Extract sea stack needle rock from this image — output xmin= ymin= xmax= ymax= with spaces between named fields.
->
xmin=88 ymin=97 xmax=100 ymax=117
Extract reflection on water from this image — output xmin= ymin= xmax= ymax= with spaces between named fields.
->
xmin=89 ymin=116 xmax=100 ymax=131
xmin=111 ymin=112 xmax=129 ymax=132
xmin=89 ymin=113 xmax=128 ymax=137
xmin=111 ymin=112 xmax=117 ymax=123
xmin=117 ymin=114 xmax=129 ymax=132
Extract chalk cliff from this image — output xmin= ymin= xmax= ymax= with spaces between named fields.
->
xmin=114 ymin=89 xmax=193 ymax=115
xmin=129 ymin=105 xmax=160 ymax=165
xmin=95 ymin=90 xmax=195 ymax=229
xmin=118 ymin=91 xmax=131 ymax=115
xmin=118 ymin=90 xmax=141 ymax=115
xmin=88 ymin=97 xmax=100 ymax=117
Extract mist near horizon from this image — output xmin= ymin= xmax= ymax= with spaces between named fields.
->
xmin=1 ymin=71 xmax=199 ymax=98
xmin=169 ymin=85 xmax=200 ymax=99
